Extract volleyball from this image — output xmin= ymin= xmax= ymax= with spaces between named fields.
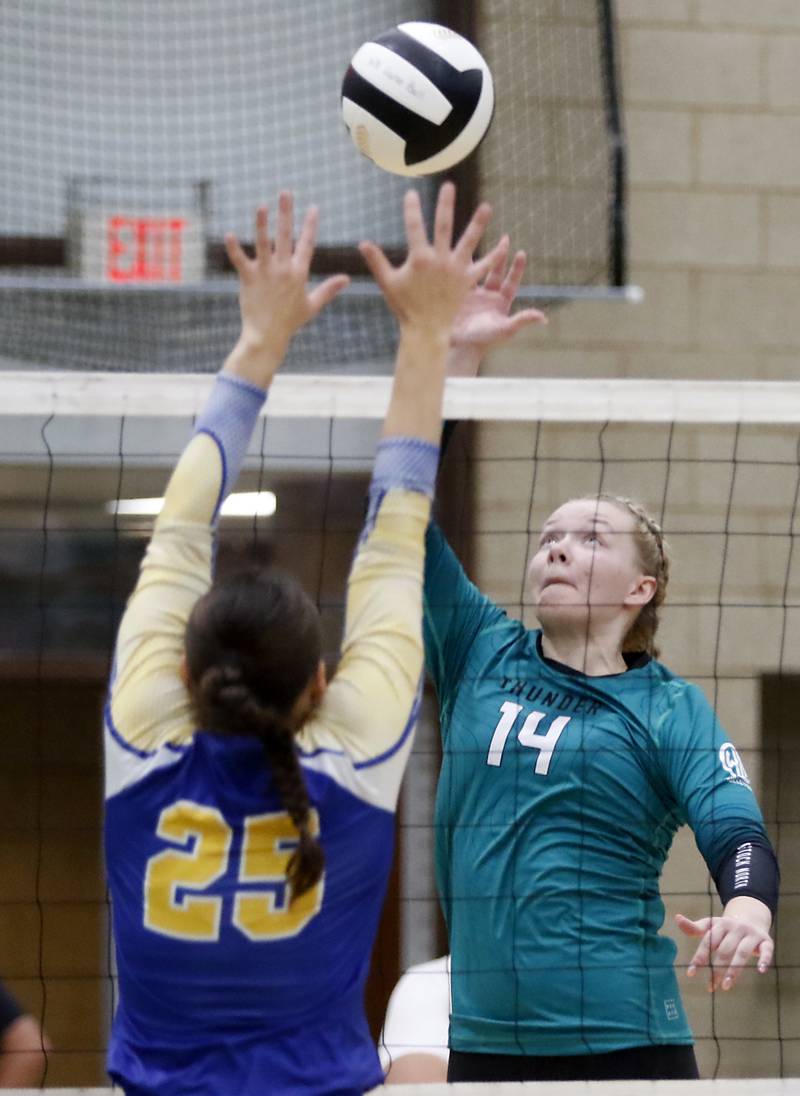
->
xmin=341 ymin=22 xmax=494 ymax=177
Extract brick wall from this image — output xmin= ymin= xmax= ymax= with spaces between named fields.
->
xmin=489 ymin=2 xmax=800 ymax=381
xmin=472 ymin=2 xmax=800 ymax=1078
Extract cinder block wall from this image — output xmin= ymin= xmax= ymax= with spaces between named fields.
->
xmin=489 ymin=1 xmax=800 ymax=382
xmin=470 ymin=2 xmax=800 ymax=1078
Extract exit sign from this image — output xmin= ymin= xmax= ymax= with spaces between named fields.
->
xmin=72 ymin=209 xmax=205 ymax=283
xmin=106 ymin=215 xmax=188 ymax=282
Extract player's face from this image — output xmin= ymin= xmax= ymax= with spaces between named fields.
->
xmin=527 ymin=499 xmax=649 ymax=633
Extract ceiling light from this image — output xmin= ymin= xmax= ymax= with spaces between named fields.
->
xmin=106 ymin=490 xmax=277 ymax=517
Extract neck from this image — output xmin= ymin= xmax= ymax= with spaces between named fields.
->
xmin=540 ymin=628 xmax=628 ymax=676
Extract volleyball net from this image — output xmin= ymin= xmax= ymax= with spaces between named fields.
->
xmin=0 ymin=370 xmax=798 ymax=1085
xmin=0 ymin=0 xmax=630 ymax=378
xmin=3 ymin=1082 xmax=800 ymax=1096
xmin=0 ymin=1 xmax=793 ymax=1086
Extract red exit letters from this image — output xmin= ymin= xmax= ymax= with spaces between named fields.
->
xmin=106 ymin=216 xmax=187 ymax=282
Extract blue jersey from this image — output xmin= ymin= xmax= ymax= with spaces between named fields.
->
xmin=104 ymin=373 xmax=438 ymax=1096
xmin=423 ymin=521 xmax=769 ymax=1057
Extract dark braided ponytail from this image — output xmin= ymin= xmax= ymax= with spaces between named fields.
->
xmin=259 ymin=723 xmax=325 ymax=899
xmin=186 ymin=568 xmax=325 ymax=901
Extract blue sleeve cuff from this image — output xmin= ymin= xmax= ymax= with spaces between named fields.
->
xmin=194 ymin=372 xmax=267 ymax=516
xmin=370 ymin=437 xmax=440 ymax=501
xmin=361 ymin=437 xmax=439 ymax=542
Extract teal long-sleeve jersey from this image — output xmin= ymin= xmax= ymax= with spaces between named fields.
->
xmin=423 ymin=522 xmax=769 ymax=1057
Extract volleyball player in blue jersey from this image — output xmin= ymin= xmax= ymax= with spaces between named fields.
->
xmin=103 ymin=182 xmax=503 ymax=1096
xmin=421 ymin=267 xmax=779 ymax=1082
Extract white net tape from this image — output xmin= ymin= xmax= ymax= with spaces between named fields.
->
xmin=3 ymin=371 xmax=800 ymax=423
xmin=4 ymin=1079 xmax=800 ymax=1095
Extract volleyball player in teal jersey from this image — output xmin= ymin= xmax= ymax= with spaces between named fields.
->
xmin=422 ymin=263 xmax=779 ymax=1083
xmin=104 ymin=183 xmax=504 ymax=1096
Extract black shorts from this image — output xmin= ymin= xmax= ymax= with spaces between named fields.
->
xmin=448 ymin=1043 xmax=700 ymax=1082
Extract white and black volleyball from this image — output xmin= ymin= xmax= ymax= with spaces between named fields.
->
xmin=341 ymin=22 xmax=494 ymax=177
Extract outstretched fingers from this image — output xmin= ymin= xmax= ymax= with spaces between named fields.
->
xmin=253 ymin=205 xmax=271 ymax=266
xmin=454 ymin=200 xmax=493 ymax=264
xmin=719 ymin=927 xmax=775 ymax=987
xmin=294 ymin=204 xmax=320 ymax=271
xmin=483 ymin=236 xmax=510 ymax=292
xmin=498 ymin=248 xmax=547 ymax=329
xmin=227 ymin=203 xmax=272 ymax=277
xmin=716 ymin=936 xmax=757 ymax=991
xmin=468 ymin=233 xmax=508 ymax=285
xmin=224 ymin=231 xmax=251 ymax=278
xmin=756 ymin=935 xmax=775 ymax=974
xmin=307 ymin=274 xmax=350 ymax=317
xmin=433 ymin=180 xmax=456 ymax=250
xmin=677 ymin=913 xmax=774 ymax=992
xmin=676 ymin=913 xmax=709 ymax=937
xmin=676 ymin=914 xmax=712 ymax=978
xmin=504 ymin=307 xmax=548 ymax=334
xmin=690 ymin=933 xmax=718 ymax=984
xmin=501 ymin=249 xmax=529 ymax=304
xmin=358 ymin=239 xmax=394 ymax=291
xmin=403 ymin=188 xmax=428 ymax=251
xmin=274 ymin=190 xmax=294 ymax=261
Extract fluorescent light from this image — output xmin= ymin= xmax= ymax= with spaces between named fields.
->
xmin=107 ymin=491 xmax=277 ymax=517
xmin=220 ymin=491 xmax=277 ymax=517
xmin=107 ymin=496 xmax=165 ymax=516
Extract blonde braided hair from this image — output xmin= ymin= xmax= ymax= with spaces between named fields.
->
xmin=587 ymin=494 xmax=671 ymax=658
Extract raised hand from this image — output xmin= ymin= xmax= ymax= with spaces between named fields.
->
xmin=676 ymin=910 xmax=774 ymax=992
xmin=359 ymin=181 xmax=503 ymax=340
xmin=447 ymin=241 xmax=547 ymax=377
xmin=362 ymin=182 xmax=506 ymax=444
xmin=224 ymin=193 xmax=349 ymax=387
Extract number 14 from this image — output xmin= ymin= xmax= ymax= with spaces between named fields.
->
xmin=486 ymin=702 xmax=570 ymax=775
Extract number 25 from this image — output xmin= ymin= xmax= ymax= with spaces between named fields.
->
xmin=144 ymin=800 xmax=323 ymax=942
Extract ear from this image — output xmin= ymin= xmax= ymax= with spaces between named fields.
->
xmin=179 ymin=651 xmax=191 ymax=689
xmin=310 ymin=658 xmax=327 ymax=703
xmin=625 ymin=574 xmax=657 ymax=608
xmin=289 ymin=659 xmax=328 ymax=732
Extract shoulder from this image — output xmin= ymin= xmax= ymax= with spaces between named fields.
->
xmin=598 ymin=658 xmax=694 ymax=744
xmin=451 ymin=610 xmax=529 ymax=683
xmin=296 ymin=715 xmax=405 ymax=814
xmin=628 ymin=657 xmax=691 ymax=705
xmin=632 ymin=661 xmax=718 ymax=747
xmin=472 ymin=605 xmax=523 ymax=645
xmin=0 ymin=983 xmax=21 ymax=1034
xmin=649 ymin=662 xmax=712 ymax=715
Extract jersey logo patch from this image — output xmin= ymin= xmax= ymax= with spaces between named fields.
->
xmin=719 ymin=742 xmax=751 ymax=787
xmin=664 ymin=998 xmax=679 ymax=1021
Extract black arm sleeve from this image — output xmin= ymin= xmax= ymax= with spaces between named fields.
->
xmin=713 ymin=837 xmax=780 ymax=920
